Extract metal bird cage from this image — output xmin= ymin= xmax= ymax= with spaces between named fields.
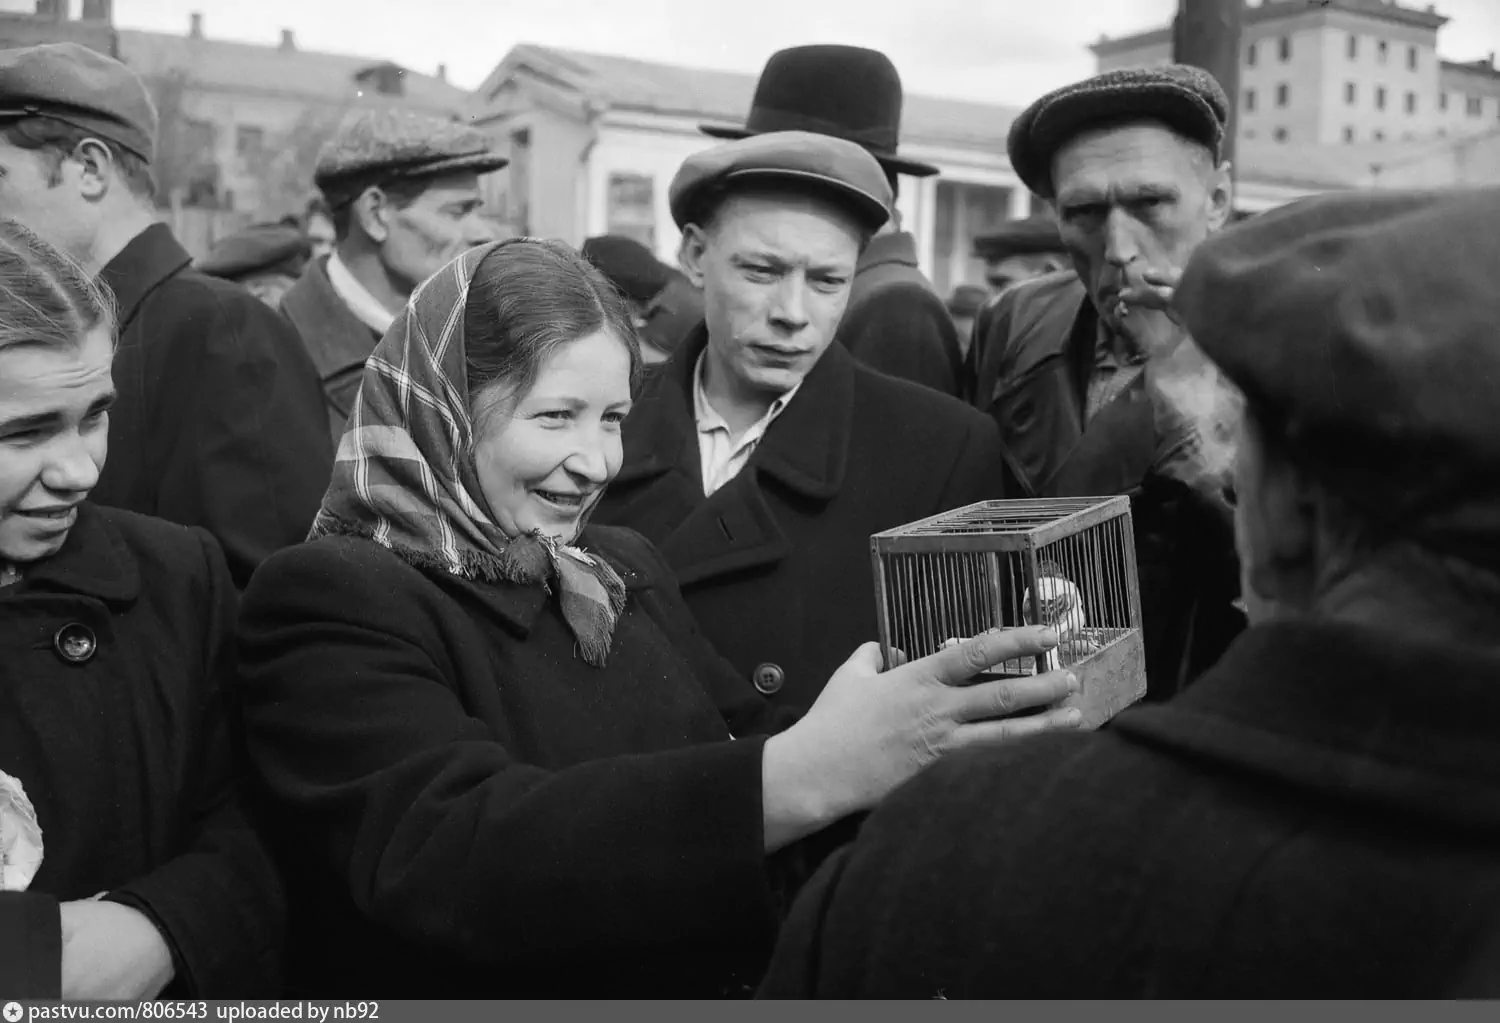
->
xmin=871 ymin=496 xmax=1146 ymax=729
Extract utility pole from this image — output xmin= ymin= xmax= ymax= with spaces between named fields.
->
xmin=1173 ymin=0 xmax=1243 ymax=176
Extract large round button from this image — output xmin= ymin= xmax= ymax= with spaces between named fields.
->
xmin=752 ymin=662 xmax=784 ymax=696
xmin=53 ymin=623 xmax=97 ymax=665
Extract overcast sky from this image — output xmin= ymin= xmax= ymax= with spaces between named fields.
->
xmin=99 ymin=0 xmax=1500 ymax=106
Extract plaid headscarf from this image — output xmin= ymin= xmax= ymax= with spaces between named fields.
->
xmin=310 ymin=240 xmax=628 ymax=667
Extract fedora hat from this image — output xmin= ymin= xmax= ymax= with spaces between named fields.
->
xmin=701 ymin=44 xmax=940 ymax=178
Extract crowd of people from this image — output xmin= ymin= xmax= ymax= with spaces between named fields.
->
xmin=1 ymin=32 xmax=1498 ymax=1001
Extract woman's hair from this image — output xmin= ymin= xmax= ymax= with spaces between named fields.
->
xmin=0 ymin=217 xmax=116 ymax=357
xmin=463 ymin=238 xmax=643 ymax=428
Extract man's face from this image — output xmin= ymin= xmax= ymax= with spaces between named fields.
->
xmin=0 ymin=139 xmax=96 ymax=262
xmin=1052 ymin=121 xmax=1229 ymax=328
xmin=306 ymin=212 xmax=336 ymax=261
xmin=378 ymin=171 xmax=487 ymax=294
xmin=0 ymin=326 xmax=114 ymax=566
xmin=682 ymin=191 xmax=862 ymax=399
xmin=986 ymin=252 xmax=1066 ymax=293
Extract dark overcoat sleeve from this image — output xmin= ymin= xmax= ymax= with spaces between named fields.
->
xmin=155 ymin=291 xmax=334 ymax=588
xmin=0 ymin=891 xmax=63 ymax=998
xmin=840 ymin=284 xmax=963 ymax=398
xmin=105 ymin=530 xmax=285 ymax=996
xmin=935 ymin=414 xmax=1009 ymax=510
xmin=235 ymin=542 xmax=779 ymax=968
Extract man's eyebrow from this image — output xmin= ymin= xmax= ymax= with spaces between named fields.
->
xmin=0 ymin=410 xmax=59 ymax=433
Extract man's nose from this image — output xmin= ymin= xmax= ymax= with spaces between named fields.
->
xmin=768 ymin=276 xmax=810 ymax=330
xmin=1102 ymin=209 xmax=1144 ymax=268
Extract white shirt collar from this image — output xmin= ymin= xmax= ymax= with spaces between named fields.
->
xmin=691 ymin=352 xmax=801 ymax=439
xmin=326 ymin=251 xmax=399 ymax=335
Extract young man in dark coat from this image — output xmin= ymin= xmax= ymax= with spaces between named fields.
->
xmin=701 ymin=45 xmax=963 ymax=398
xmin=0 ymin=218 xmax=282 ymax=999
xmin=280 ymin=108 xmax=508 ymax=448
xmin=759 ymin=187 xmax=1500 ymax=999
xmin=970 ymin=65 xmax=1246 ymax=700
xmin=0 ymin=43 xmax=332 ymax=589
xmin=592 ymin=131 xmax=1005 ymax=714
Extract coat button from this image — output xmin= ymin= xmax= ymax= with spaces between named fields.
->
xmin=752 ymin=662 xmax=784 ymax=696
xmin=53 ymin=623 xmax=97 ymax=665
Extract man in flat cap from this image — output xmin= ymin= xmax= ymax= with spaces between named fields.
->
xmin=0 ymin=42 xmax=331 ymax=588
xmin=594 ymin=130 xmax=1004 ymax=714
xmin=761 ymin=186 xmax=1500 ymax=997
xmin=280 ymin=107 xmax=507 ymax=446
xmin=702 ymin=45 xmax=964 ymax=397
xmin=581 ymin=233 xmax=703 ymax=365
xmin=199 ymin=221 xmax=312 ymax=307
xmin=963 ymin=209 xmax=1069 ymax=401
xmin=972 ymin=64 xmax=1245 ymax=701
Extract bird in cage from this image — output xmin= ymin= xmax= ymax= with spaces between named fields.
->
xmin=1022 ymin=566 xmax=1096 ymax=669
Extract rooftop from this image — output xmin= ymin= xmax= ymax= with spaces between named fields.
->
xmin=1092 ymin=0 xmax=1449 ymax=56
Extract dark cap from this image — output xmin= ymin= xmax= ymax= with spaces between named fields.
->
xmin=670 ymin=130 xmax=892 ymax=232
xmin=580 ymin=235 xmax=670 ymax=304
xmin=314 ymin=108 xmax=508 ymax=204
xmin=973 ymin=213 xmax=1066 ymax=261
xmin=1008 ymin=64 xmax=1229 ymax=199
xmin=198 ymin=222 xmax=312 ymax=282
xmin=0 ymin=42 xmax=157 ymax=163
xmin=945 ymin=284 xmax=989 ymax=318
xmin=1178 ymin=186 xmax=1500 ymax=570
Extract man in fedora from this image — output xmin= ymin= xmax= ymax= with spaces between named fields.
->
xmin=703 ymin=45 xmax=963 ymax=397
xmin=971 ymin=65 xmax=1245 ymax=701
xmin=594 ymin=130 xmax=1004 ymax=714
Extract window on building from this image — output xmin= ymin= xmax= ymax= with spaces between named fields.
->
xmin=1247 ymin=42 xmax=1257 ymax=67
xmin=1244 ymin=87 xmax=1256 ymax=112
xmin=1346 ymin=81 xmax=1357 ymax=104
xmin=508 ymin=128 xmax=531 ymax=234
xmin=1376 ymin=86 xmax=1387 ymax=110
xmin=1273 ymin=127 xmax=1288 ymax=142
xmin=1342 ymin=126 xmax=1355 ymax=143
xmin=1468 ymin=95 xmax=1484 ymax=117
xmin=1405 ymin=91 xmax=1416 ymax=114
xmin=1408 ymin=45 xmax=1418 ymax=71
xmin=1377 ymin=40 xmax=1388 ymax=64
xmin=1276 ymin=83 xmax=1289 ymax=107
xmin=1346 ymin=34 xmax=1357 ymax=59
xmin=1440 ymin=91 xmax=1449 ymax=111
xmin=1374 ymin=129 xmax=1385 ymax=141
xmin=606 ymin=173 xmax=657 ymax=252
xmin=235 ymin=125 xmax=264 ymax=156
xmin=1278 ymin=36 xmax=1291 ymax=62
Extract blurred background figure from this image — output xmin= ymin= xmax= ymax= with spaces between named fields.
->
xmin=198 ymin=220 xmax=312 ymax=307
xmin=302 ymin=197 xmax=336 ymax=261
xmin=973 ymin=210 xmax=1069 ymax=294
xmin=945 ymin=283 xmax=989 ymax=402
xmin=581 ymin=233 xmax=702 ymax=365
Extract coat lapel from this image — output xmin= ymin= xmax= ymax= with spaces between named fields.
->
xmin=611 ymin=327 xmax=852 ymax=588
xmin=280 ymin=256 xmax=383 ymax=409
xmin=96 ymin=224 xmax=192 ymax=331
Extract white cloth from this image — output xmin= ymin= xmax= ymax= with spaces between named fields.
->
xmin=693 ymin=352 xmax=801 ymax=496
xmin=326 ymin=252 xmax=399 ymax=335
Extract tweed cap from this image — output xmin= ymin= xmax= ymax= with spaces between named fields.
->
xmin=670 ymin=130 xmax=892 ymax=232
xmin=581 ymin=235 xmax=670 ymax=303
xmin=198 ymin=222 xmax=311 ymax=281
xmin=314 ymin=108 xmax=508 ymax=204
xmin=973 ymin=213 xmax=1066 ymax=261
xmin=1008 ymin=64 xmax=1229 ymax=199
xmin=0 ymin=42 xmax=157 ymax=163
xmin=1177 ymin=186 xmax=1500 ymax=570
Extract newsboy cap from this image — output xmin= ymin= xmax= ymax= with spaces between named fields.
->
xmin=0 ymin=42 xmax=157 ymax=163
xmin=580 ymin=235 xmax=670 ymax=304
xmin=314 ymin=108 xmax=508 ymax=204
xmin=198 ymin=222 xmax=311 ymax=282
xmin=1008 ymin=64 xmax=1229 ymax=199
xmin=670 ymin=130 xmax=892 ymax=232
xmin=1177 ymin=186 xmax=1500 ymax=571
xmin=973 ymin=212 xmax=1065 ymax=261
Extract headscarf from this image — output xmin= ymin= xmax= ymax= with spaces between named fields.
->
xmin=309 ymin=240 xmax=627 ymax=667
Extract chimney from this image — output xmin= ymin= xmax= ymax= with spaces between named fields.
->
xmin=82 ymin=0 xmax=114 ymax=22
xmin=437 ymin=63 xmax=448 ymax=82
xmin=189 ymin=12 xmax=203 ymax=39
xmin=280 ymin=29 xmax=296 ymax=52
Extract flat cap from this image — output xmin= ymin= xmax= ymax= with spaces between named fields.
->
xmin=0 ymin=42 xmax=157 ymax=163
xmin=973 ymin=212 xmax=1065 ymax=261
xmin=198 ymin=222 xmax=311 ymax=281
xmin=1008 ymin=64 xmax=1229 ymax=199
xmin=945 ymin=284 xmax=989 ymax=318
xmin=581 ymin=235 xmax=670 ymax=303
xmin=1178 ymin=186 xmax=1500 ymax=570
xmin=670 ymin=130 xmax=892 ymax=232
xmin=314 ymin=108 xmax=508 ymax=202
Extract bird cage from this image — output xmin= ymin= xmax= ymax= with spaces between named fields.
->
xmin=871 ymin=496 xmax=1146 ymax=729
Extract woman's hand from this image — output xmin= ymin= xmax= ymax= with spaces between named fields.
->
xmin=761 ymin=627 xmax=1082 ymax=851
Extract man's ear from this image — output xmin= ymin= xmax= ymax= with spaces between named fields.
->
xmin=352 ymin=186 xmax=390 ymax=244
xmin=71 ymin=138 xmax=114 ymax=202
xmin=677 ymin=223 xmax=709 ymax=288
xmin=1206 ymin=160 xmax=1234 ymax=232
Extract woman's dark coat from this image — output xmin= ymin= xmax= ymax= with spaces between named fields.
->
xmin=0 ymin=504 xmax=284 ymax=998
xmin=236 ymin=524 xmax=819 ymax=998
xmin=970 ymin=269 xmax=1243 ymax=700
xmin=593 ymin=327 xmax=1006 ymax=713
xmin=94 ymin=224 xmax=333 ymax=589
xmin=759 ymin=621 xmax=1500 ymax=997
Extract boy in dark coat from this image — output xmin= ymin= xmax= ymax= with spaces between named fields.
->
xmin=593 ymin=131 xmax=1005 ymax=713
xmin=759 ymin=186 xmax=1500 ymax=998
xmin=0 ymin=43 xmax=332 ymax=589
